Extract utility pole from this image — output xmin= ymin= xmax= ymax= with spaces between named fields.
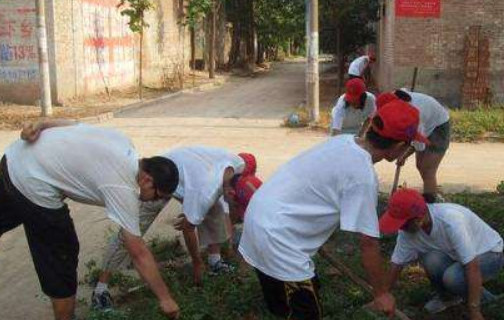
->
xmin=307 ymin=0 xmax=319 ymax=123
xmin=35 ymin=0 xmax=53 ymax=116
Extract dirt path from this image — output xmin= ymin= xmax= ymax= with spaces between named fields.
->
xmin=0 ymin=60 xmax=503 ymax=319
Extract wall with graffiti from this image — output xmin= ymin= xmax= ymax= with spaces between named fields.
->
xmin=0 ymin=0 xmax=39 ymax=102
xmin=80 ymin=0 xmax=136 ymax=93
xmin=0 ymin=0 xmax=190 ymax=104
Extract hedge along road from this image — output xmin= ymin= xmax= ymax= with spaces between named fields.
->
xmin=1 ymin=60 xmax=504 ymax=320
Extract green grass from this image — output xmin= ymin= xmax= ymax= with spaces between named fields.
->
xmin=449 ymin=107 xmax=504 ymax=142
xmin=84 ymin=191 xmax=504 ymax=320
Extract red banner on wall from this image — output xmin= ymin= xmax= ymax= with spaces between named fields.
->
xmin=396 ymin=0 xmax=441 ymax=18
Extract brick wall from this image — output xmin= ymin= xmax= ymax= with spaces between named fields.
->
xmin=0 ymin=0 xmax=190 ymax=105
xmin=377 ymin=0 xmax=504 ymax=106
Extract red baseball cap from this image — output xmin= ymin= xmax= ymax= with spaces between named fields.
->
xmin=239 ymin=153 xmax=257 ymax=176
xmin=372 ymin=100 xmax=429 ymax=144
xmin=379 ymin=188 xmax=428 ymax=234
xmin=233 ymin=175 xmax=262 ymax=220
xmin=376 ymin=92 xmax=399 ymax=109
xmin=345 ymin=78 xmax=366 ymax=104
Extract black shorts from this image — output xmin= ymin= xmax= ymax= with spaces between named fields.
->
xmin=0 ymin=156 xmax=79 ymax=299
xmin=256 ymin=269 xmax=322 ymax=320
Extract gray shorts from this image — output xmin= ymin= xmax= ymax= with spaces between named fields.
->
xmin=425 ymin=121 xmax=451 ymax=154
xmin=101 ymin=198 xmax=231 ymax=271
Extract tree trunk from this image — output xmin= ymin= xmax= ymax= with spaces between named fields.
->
xmin=336 ymin=26 xmax=344 ymax=95
xmin=208 ymin=1 xmax=216 ymax=79
xmin=246 ymin=0 xmax=255 ymax=68
xmin=190 ymin=26 xmax=196 ymax=69
xmin=257 ymin=42 xmax=264 ymax=64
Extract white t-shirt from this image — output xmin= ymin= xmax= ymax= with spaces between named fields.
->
xmin=162 ymin=146 xmax=244 ymax=225
xmin=331 ymin=92 xmax=376 ymax=133
xmin=391 ymin=203 xmax=503 ymax=266
xmin=5 ymin=124 xmax=142 ymax=235
xmin=406 ymin=91 xmax=450 ymax=152
xmin=239 ymin=135 xmax=380 ymax=282
xmin=348 ymin=55 xmax=370 ymax=77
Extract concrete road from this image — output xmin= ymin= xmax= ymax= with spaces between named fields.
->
xmin=1 ymin=60 xmax=504 ymax=319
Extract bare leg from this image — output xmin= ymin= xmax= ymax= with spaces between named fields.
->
xmin=416 ymin=151 xmax=446 ymax=196
xmin=52 ymin=296 xmax=75 ymax=320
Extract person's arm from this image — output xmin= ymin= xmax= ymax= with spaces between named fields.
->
xmin=396 ymin=145 xmax=415 ymax=167
xmin=174 ymin=215 xmax=204 ymax=286
xmin=21 ymin=119 xmax=78 ymax=142
xmin=387 ymin=263 xmax=404 ymax=291
xmin=465 ymin=258 xmax=484 ymax=320
xmin=357 ymin=118 xmax=371 ymax=138
xmin=360 ymin=234 xmax=396 ymax=318
xmin=121 ymin=229 xmax=180 ymax=319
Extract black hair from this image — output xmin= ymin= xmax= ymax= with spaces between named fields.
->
xmin=394 ymin=89 xmax=412 ymax=102
xmin=344 ymin=92 xmax=367 ymax=109
xmin=366 ymin=116 xmax=403 ymax=150
xmin=140 ymin=157 xmax=179 ymax=195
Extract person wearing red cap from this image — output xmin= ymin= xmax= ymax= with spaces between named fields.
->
xmin=348 ymin=53 xmax=376 ymax=81
xmin=330 ymin=78 xmax=376 ymax=137
xmin=381 ymin=189 xmax=503 ymax=318
xmin=92 ymin=146 xmax=261 ymax=311
xmin=376 ymin=90 xmax=451 ymax=203
xmin=239 ymin=100 xmax=428 ymax=320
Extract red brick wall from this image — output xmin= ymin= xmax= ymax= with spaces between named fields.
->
xmin=377 ymin=0 xmax=504 ymax=106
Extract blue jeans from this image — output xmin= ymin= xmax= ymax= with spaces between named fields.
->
xmin=420 ymin=250 xmax=504 ymax=301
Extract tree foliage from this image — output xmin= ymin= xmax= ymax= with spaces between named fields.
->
xmin=255 ymin=0 xmax=305 ymax=54
xmin=185 ymin=0 xmax=215 ymax=28
xmin=118 ymin=0 xmax=154 ymax=33
xmin=319 ymin=0 xmax=380 ymax=56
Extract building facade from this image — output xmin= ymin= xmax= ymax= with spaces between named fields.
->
xmin=376 ymin=0 xmax=504 ymax=107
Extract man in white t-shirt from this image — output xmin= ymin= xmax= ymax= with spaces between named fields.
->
xmin=381 ymin=189 xmax=503 ymax=318
xmin=239 ymin=100 xmax=429 ymax=320
xmin=348 ymin=53 xmax=376 ymax=81
xmin=376 ymin=90 xmax=451 ymax=203
xmin=330 ymin=78 xmax=376 ymax=136
xmin=92 ymin=147 xmax=262 ymax=310
xmin=0 ymin=120 xmax=181 ymax=320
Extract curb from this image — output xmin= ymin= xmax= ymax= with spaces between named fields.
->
xmin=113 ymin=77 xmax=228 ymax=117
xmin=80 ymin=76 xmax=229 ymax=124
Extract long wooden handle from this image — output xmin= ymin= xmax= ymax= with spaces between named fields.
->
xmin=391 ymin=165 xmax=401 ymax=195
xmin=319 ymin=249 xmax=413 ymax=320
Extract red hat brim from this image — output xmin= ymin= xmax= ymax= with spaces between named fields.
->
xmin=379 ymin=210 xmax=409 ymax=234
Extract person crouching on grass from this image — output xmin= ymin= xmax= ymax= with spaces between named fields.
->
xmin=330 ymin=78 xmax=376 ymax=137
xmin=376 ymin=90 xmax=451 ymax=203
xmin=239 ymin=99 xmax=430 ymax=320
xmin=92 ymin=147 xmax=262 ymax=311
xmin=381 ymin=188 xmax=503 ymax=319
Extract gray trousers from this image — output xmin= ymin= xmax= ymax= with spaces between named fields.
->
xmin=101 ymin=198 xmax=231 ymax=271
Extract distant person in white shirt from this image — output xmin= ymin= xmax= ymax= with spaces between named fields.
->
xmin=239 ymin=100 xmax=430 ymax=320
xmin=377 ymin=90 xmax=451 ymax=203
xmin=348 ymin=53 xmax=376 ymax=82
xmin=330 ymin=78 xmax=376 ymax=136
xmin=0 ymin=120 xmax=181 ymax=320
xmin=381 ymin=188 xmax=503 ymax=318
xmin=92 ymin=147 xmax=262 ymax=310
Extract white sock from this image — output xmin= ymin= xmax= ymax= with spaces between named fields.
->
xmin=94 ymin=282 xmax=109 ymax=295
xmin=208 ymin=253 xmax=221 ymax=266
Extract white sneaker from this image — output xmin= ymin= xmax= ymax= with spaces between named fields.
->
xmin=424 ymin=294 xmax=462 ymax=314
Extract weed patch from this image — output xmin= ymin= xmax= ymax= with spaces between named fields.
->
xmin=83 ymin=191 xmax=504 ymax=320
